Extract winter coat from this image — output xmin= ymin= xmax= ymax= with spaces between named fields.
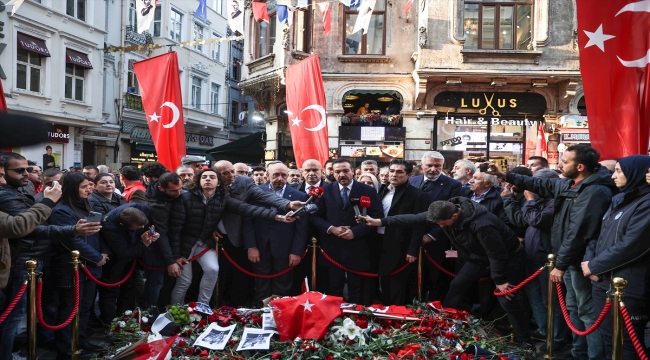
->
xmin=468 ymin=187 xmax=503 ymax=216
xmin=145 ymin=181 xmax=177 ymax=266
xmin=99 ymin=203 xmax=151 ymax=261
xmin=89 ymin=190 xmax=127 ymax=216
xmin=505 ymin=165 xmax=617 ymax=271
xmin=521 ymin=197 xmax=555 ymax=265
xmin=501 ymin=192 xmax=529 ymax=238
xmin=169 ymin=188 xmax=279 ymax=259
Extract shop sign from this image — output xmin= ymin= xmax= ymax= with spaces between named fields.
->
xmin=442 ymin=116 xmax=537 ymax=127
xmin=434 ymin=92 xmax=547 ymax=116
xmin=130 ymin=128 xmax=152 ymax=140
xmin=562 ymin=133 xmax=590 ymax=142
xmin=130 ymin=127 xmax=213 ymax=146
xmin=130 ymin=151 xmax=158 ymax=163
xmin=439 ymin=137 xmax=462 ymax=147
xmin=340 ymin=145 xmax=404 ymax=158
xmin=199 ymin=136 xmax=214 ymax=146
xmin=47 ymin=124 xmax=70 ymax=143
xmin=560 ymin=115 xmax=588 ymax=129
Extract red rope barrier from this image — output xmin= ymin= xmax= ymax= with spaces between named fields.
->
xmin=221 ymin=248 xmax=308 ymax=279
xmin=493 ymin=267 xmax=545 ymax=296
xmin=556 ymin=282 xmax=611 ymax=336
xmin=136 ymin=246 xmax=212 ymax=271
xmin=319 ymin=248 xmax=412 ymax=278
xmin=620 ymin=305 xmax=650 ymax=360
xmin=82 ymin=260 xmax=137 ymax=288
xmin=37 ymin=271 xmax=80 ymax=331
xmin=0 ymin=282 xmax=27 ymax=325
xmin=423 ymin=249 xmax=492 ymax=282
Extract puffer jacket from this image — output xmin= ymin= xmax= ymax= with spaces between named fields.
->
xmin=145 ymin=181 xmax=177 ymax=266
xmin=506 ymin=165 xmax=617 ymax=271
xmin=169 ymin=188 xmax=279 ymax=259
xmin=89 ymin=190 xmax=127 ymax=216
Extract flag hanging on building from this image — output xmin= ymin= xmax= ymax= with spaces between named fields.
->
xmin=352 ymin=0 xmax=376 ymax=35
xmin=252 ymin=2 xmax=270 ymax=22
xmin=286 ymin=55 xmax=329 ymax=167
xmin=404 ymin=0 xmax=413 ymax=13
xmin=317 ymin=3 xmax=331 ymax=34
xmin=277 ymin=5 xmax=291 ymax=26
xmin=535 ymin=122 xmax=547 ymax=157
xmin=194 ymin=0 xmax=208 ymax=22
xmin=228 ymin=0 xmax=244 ymax=34
xmin=576 ymin=0 xmax=650 ymax=159
xmin=133 ymin=52 xmax=186 ymax=171
xmin=136 ymin=0 xmax=158 ymax=33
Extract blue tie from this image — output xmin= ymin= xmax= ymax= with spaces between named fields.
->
xmin=341 ymin=186 xmax=349 ymax=208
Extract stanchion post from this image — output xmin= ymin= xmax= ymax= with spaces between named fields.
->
xmin=611 ymin=277 xmax=628 ymax=360
xmin=418 ymin=247 xmax=423 ymax=302
xmin=544 ymin=254 xmax=556 ymax=360
xmin=71 ymin=250 xmax=81 ymax=360
xmin=26 ymin=259 xmax=38 ymax=360
xmin=311 ymin=238 xmax=317 ymax=291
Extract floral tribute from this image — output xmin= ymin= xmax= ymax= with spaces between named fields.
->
xmin=100 ymin=301 xmax=532 ymax=360
xmin=341 ymin=113 xmax=402 ymax=126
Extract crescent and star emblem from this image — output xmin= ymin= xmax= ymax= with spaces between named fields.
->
xmin=584 ymin=0 xmax=650 ymax=68
xmin=148 ymin=102 xmax=181 ymax=129
xmin=291 ymin=104 xmax=327 ymax=132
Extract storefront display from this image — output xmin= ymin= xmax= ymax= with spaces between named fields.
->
xmin=338 ymin=126 xmax=406 ymax=166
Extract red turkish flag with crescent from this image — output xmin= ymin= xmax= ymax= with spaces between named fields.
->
xmin=133 ymin=335 xmax=177 ymax=360
xmin=286 ymin=55 xmax=329 ymax=167
xmin=133 ymin=52 xmax=186 ymax=171
xmin=577 ymin=0 xmax=650 ymax=160
xmin=270 ymin=292 xmax=343 ymax=341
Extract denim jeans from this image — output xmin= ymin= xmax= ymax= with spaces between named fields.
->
xmin=172 ymin=243 xmax=219 ymax=304
xmin=141 ymin=249 xmax=165 ymax=309
xmin=525 ymin=262 xmax=570 ymax=344
xmin=0 ymin=258 xmax=44 ymax=359
xmin=563 ymin=265 xmax=604 ymax=360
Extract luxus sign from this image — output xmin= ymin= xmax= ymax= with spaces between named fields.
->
xmin=442 ymin=116 xmax=538 ymax=127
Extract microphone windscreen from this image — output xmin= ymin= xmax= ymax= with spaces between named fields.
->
xmin=349 ymin=197 xmax=360 ymax=206
xmin=308 ymin=186 xmax=324 ymax=199
xmin=359 ymin=196 xmax=371 ymax=208
xmin=0 ymin=113 xmax=50 ymax=148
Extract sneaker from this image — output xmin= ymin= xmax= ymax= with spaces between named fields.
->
xmin=530 ymin=329 xmax=546 ymax=341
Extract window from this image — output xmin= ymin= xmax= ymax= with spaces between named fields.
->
xmin=232 ymin=60 xmax=240 ymax=80
xmin=170 ymin=9 xmax=183 ymax=42
xmin=65 ymin=63 xmax=85 ymax=101
xmin=210 ymin=0 xmax=224 ymax=15
xmin=191 ymin=77 xmax=202 ymax=110
xmin=128 ymin=0 xmax=138 ymax=29
xmin=127 ymin=60 xmax=139 ymax=94
xmin=66 ymin=0 xmax=86 ymax=21
xmin=295 ymin=7 xmax=312 ymax=52
xmin=211 ymin=31 xmax=221 ymax=62
xmin=153 ymin=6 xmax=162 ymax=36
xmin=343 ymin=0 xmax=385 ymax=55
xmin=464 ymin=0 xmax=533 ymax=50
xmin=193 ymin=23 xmax=204 ymax=52
xmin=210 ymin=83 xmax=220 ymax=114
xmin=231 ymin=101 xmax=239 ymax=123
xmin=16 ymin=49 xmax=42 ymax=93
xmin=256 ymin=14 xmax=276 ymax=58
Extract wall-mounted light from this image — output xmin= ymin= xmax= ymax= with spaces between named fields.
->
xmin=343 ymin=103 xmax=354 ymax=108
xmin=446 ymin=78 xmax=462 ymax=86
xmin=345 ymin=95 xmax=359 ymax=100
xmin=264 ymin=150 xmax=276 ymax=161
xmin=416 ymin=111 xmax=425 ymax=120
xmin=531 ymin=79 xmax=548 ymax=87
xmin=491 ymin=78 xmax=507 ymax=87
xmin=378 ymin=96 xmax=393 ymax=102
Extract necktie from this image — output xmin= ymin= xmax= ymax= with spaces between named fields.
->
xmin=421 ymin=179 xmax=433 ymax=192
xmin=306 ymin=186 xmax=312 ymax=194
xmin=341 ymin=186 xmax=349 ymax=208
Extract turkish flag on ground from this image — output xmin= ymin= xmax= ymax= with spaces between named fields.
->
xmin=252 ymin=2 xmax=270 ymax=22
xmin=132 ymin=335 xmax=177 ymax=360
xmin=133 ymin=52 xmax=186 ymax=171
xmin=270 ymin=292 xmax=343 ymax=341
xmin=286 ymin=55 xmax=329 ymax=167
xmin=317 ymin=3 xmax=331 ymax=34
xmin=535 ymin=122 xmax=547 ymax=157
xmin=577 ymin=0 xmax=650 ymax=160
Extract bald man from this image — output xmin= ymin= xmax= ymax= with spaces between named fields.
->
xmin=298 ymin=159 xmax=323 ymax=194
xmin=213 ymin=160 xmax=303 ymax=307
xmin=233 ymin=163 xmax=250 ymax=176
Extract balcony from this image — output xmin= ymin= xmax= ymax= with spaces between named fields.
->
xmin=125 ymin=26 xmax=153 ymax=46
xmin=124 ymin=93 xmax=144 ymax=111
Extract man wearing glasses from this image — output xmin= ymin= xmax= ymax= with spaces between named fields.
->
xmin=181 ymin=155 xmax=206 ymax=176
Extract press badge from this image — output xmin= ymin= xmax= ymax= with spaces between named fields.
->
xmin=445 ymin=250 xmax=458 ymax=258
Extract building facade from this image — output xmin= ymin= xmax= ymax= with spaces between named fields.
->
xmin=239 ymin=0 xmax=583 ymax=169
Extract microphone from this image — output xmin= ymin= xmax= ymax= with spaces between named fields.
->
xmin=359 ymin=196 xmax=371 ymax=217
xmin=349 ymin=197 xmax=361 ymax=217
xmin=288 ymin=186 xmax=324 ymax=217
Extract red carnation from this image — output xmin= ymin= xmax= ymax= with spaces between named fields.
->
xmin=177 ymin=339 xmax=187 ymax=347
xmin=208 ymin=314 xmax=217 ymax=322
xmin=355 ymin=319 xmax=368 ymax=329
xmin=200 ymin=350 xmax=209 ymax=356
xmin=271 ymin=351 xmax=282 ymax=359
xmin=185 ymin=347 xmax=194 ymax=355
xmin=189 ymin=302 xmax=197 ymax=308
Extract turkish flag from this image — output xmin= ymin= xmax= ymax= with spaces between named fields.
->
xmin=270 ymin=291 xmax=343 ymax=341
xmin=286 ymin=55 xmax=329 ymax=167
xmin=317 ymin=3 xmax=331 ymax=34
xmin=133 ymin=52 xmax=186 ymax=171
xmin=577 ymin=0 xmax=650 ymax=160
xmin=132 ymin=335 xmax=177 ymax=360
xmin=535 ymin=122 xmax=547 ymax=157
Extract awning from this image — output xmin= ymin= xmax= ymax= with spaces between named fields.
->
xmin=206 ymin=132 xmax=265 ymax=163
xmin=66 ymin=48 xmax=93 ymax=69
xmin=17 ymin=32 xmax=50 ymax=57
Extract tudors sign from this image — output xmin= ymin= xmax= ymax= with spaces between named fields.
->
xmin=47 ymin=124 xmax=70 ymax=143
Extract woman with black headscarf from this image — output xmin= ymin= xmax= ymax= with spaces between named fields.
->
xmin=582 ymin=155 xmax=650 ymax=359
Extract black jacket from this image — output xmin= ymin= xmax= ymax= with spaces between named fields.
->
xmin=381 ymin=197 xmax=521 ymax=285
xmin=521 ymin=197 xmax=555 ymax=265
xmin=468 ymin=187 xmax=503 ymax=216
xmin=89 ymin=190 xmax=127 ymax=216
xmin=506 ymin=165 xmax=617 ymax=271
xmin=585 ymin=186 xmax=650 ymax=298
xmin=145 ymin=181 xmax=177 ymax=266
xmin=501 ymin=192 xmax=529 ymax=238
xmin=169 ymin=188 xmax=278 ymax=259
xmin=0 ymin=185 xmax=76 ymax=263
xmin=99 ymin=203 xmax=151 ymax=261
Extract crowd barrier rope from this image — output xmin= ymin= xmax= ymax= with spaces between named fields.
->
xmin=620 ymin=305 xmax=649 ymax=360
xmin=555 ymin=282 xmax=611 ymax=336
xmin=319 ymin=247 xmax=411 ymax=278
xmin=82 ymin=260 xmax=137 ymax=288
xmin=0 ymin=282 xmax=27 ymax=325
xmin=423 ymin=249 xmax=492 ymax=282
xmin=221 ymin=248 xmax=310 ymax=279
xmin=36 ymin=271 xmax=80 ymax=331
xmin=492 ymin=266 xmax=546 ymax=296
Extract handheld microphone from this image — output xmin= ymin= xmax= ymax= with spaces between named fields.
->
xmin=288 ymin=186 xmax=324 ymax=218
xmin=349 ymin=197 xmax=361 ymax=217
xmin=359 ymin=196 xmax=371 ymax=217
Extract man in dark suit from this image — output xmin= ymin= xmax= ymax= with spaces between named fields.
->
xmin=297 ymin=159 xmax=324 ymax=193
xmin=311 ymin=159 xmax=383 ymax=305
xmin=214 ymin=160 xmax=303 ymax=307
xmin=409 ymin=151 xmax=463 ymax=301
xmin=243 ymin=163 xmax=309 ymax=307
xmin=377 ymin=159 xmax=428 ymax=305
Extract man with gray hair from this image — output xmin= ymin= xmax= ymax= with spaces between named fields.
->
xmin=452 ymin=160 xmax=476 ymax=197
xmin=175 ymin=165 xmax=194 ymax=189
xmin=97 ymin=165 xmax=110 ymax=173
xmin=468 ymin=169 xmax=503 ymax=215
xmin=360 ymin=160 xmax=378 ymax=177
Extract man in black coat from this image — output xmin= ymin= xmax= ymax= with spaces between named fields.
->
xmin=310 ymin=159 xmax=383 ymax=305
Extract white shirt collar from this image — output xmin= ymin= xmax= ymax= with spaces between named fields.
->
xmin=338 ymin=181 xmax=354 ymax=191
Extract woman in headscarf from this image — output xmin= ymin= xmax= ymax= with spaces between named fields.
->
xmin=582 ymin=155 xmax=650 ymax=359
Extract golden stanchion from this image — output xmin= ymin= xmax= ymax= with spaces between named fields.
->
xmin=70 ymin=250 xmax=81 ymax=360
xmin=611 ymin=277 xmax=628 ymax=360
xmin=417 ymin=247 xmax=423 ymax=302
xmin=25 ymin=259 xmax=38 ymax=360
xmin=311 ymin=238 xmax=318 ymax=291
xmin=544 ymin=254 xmax=556 ymax=360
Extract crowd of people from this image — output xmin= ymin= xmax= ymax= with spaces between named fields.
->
xmin=0 ymin=144 xmax=649 ymax=360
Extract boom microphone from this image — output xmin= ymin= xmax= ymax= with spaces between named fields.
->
xmin=288 ymin=186 xmax=324 ymax=217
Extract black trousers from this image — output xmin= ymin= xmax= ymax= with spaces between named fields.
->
xmin=98 ymin=260 xmax=138 ymax=323
xmin=218 ymin=235 xmax=253 ymax=307
xmin=380 ymin=263 xmax=415 ymax=305
xmin=251 ymin=246 xmax=293 ymax=307
xmin=422 ymin=237 xmax=453 ymax=301
xmin=443 ymin=253 xmax=531 ymax=343
xmin=327 ymin=266 xmax=373 ymax=305
xmin=55 ymin=275 xmax=96 ymax=355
